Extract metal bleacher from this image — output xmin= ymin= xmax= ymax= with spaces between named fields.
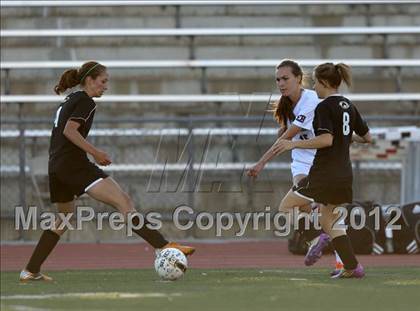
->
xmin=2 ymin=0 xmax=419 ymax=6
xmin=3 ymin=26 xmax=420 ymax=38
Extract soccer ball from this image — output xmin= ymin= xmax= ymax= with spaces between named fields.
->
xmin=154 ymin=248 xmax=188 ymax=281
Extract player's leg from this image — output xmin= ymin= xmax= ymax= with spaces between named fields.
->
xmin=280 ymin=172 xmax=316 ymax=234
xmin=303 ymin=202 xmax=330 ymax=266
xmin=328 ymin=214 xmax=344 ymax=276
xmin=288 ymin=176 xmax=331 ymax=265
xmin=293 ymin=174 xmax=312 ymax=214
xmin=20 ymin=201 xmax=75 ymax=282
xmin=86 ymin=177 xmax=194 ymax=255
xmin=319 ymin=204 xmax=364 ymax=278
xmin=278 ymin=187 xmax=313 ymax=237
xmin=279 ymin=189 xmax=312 ymax=214
xmin=291 ymin=174 xmax=330 ymax=266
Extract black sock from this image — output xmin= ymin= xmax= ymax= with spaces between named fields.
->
xmin=131 ymin=216 xmax=168 ymax=248
xmin=26 ymin=230 xmax=60 ymax=274
xmin=298 ymin=218 xmax=322 ymax=241
xmin=332 ymin=235 xmax=358 ymax=270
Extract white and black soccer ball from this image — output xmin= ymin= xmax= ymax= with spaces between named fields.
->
xmin=154 ymin=248 xmax=188 ymax=281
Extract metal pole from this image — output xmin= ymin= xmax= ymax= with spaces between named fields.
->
xmin=401 ymin=141 xmax=420 ymax=205
xmin=187 ymin=118 xmax=195 ymax=210
xmin=401 ymin=155 xmax=406 ymax=205
xmin=188 ymin=36 xmax=195 ymax=60
xmin=4 ymin=69 xmax=11 ymax=95
xmin=407 ymin=142 xmax=420 ymax=203
xmin=414 ymin=142 xmax=420 ymax=202
xmin=395 ymin=66 xmax=402 ymax=93
xmin=200 ymin=67 xmax=208 ymax=94
xmin=18 ymin=102 xmax=27 ymax=240
xmin=354 ymin=160 xmax=361 ymax=200
xmin=175 ymin=5 xmax=181 ymax=28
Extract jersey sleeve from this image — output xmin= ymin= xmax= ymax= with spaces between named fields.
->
xmin=292 ymin=94 xmax=317 ymax=131
xmin=313 ymin=103 xmax=334 ymax=136
xmin=69 ymin=97 xmax=96 ymax=125
xmin=353 ymin=106 xmax=369 ymax=137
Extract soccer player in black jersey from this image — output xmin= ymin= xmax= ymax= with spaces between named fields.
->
xmin=273 ymin=62 xmax=372 ymax=278
xmin=20 ymin=61 xmax=194 ymax=282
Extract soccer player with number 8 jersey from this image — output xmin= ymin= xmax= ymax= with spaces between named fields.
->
xmin=273 ymin=62 xmax=372 ymax=278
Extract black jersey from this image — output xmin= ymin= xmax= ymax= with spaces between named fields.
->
xmin=49 ymin=91 xmax=96 ymax=164
xmin=308 ymin=95 xmax=369 ymax=184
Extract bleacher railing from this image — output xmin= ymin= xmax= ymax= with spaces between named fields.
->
xmin=2 ymin=1 xmax=419 ymax=7
xmin=2 ymin=93 xmax=420 ymax=104
xmin=2 ymin=59 xmax=419 ymax=94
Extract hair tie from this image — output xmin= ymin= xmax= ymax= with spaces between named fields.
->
xmin=79 ymin=63 xmax=100 ymax=82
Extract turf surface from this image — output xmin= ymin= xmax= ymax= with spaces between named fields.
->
xmin=1 ymin=267 xmax=420 ymax=311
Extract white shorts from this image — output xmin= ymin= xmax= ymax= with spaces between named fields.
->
xmin=291 ymin=161 xmax=312 ymax=178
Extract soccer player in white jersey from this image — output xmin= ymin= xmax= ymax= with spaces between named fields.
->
xmin=247 ymin=59 xmax=343 ymax=273
xmin=248 ymin=59 xmax=317 ymax=186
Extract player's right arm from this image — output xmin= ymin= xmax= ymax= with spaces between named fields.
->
xmin=247 ymin=124 xmax=302 ymax=178
xmin=63 ymin=120 xmax=111 ymax=166
xmin=352 ymin=105 xmax=371 ymax=144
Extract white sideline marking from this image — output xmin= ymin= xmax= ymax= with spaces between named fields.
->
xmin=289 ymin=278 xmax=308 ymax=281
xmin=8 ymin=306 xmax=49 ymax=311
xmin=1 ymin=292 xmax=182 ymax=300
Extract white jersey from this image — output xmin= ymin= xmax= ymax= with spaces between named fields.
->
xmin=286 ymin=89 xmax=319 ymax=177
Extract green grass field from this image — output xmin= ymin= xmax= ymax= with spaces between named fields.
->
xmin=1 ymin=267 xmax=420 ymax=311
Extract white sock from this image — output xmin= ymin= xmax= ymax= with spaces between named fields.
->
xmin=334 ymin=217 xmax=345 ymax=265
xmin=335 ymin=251 xmax=343 ymax=264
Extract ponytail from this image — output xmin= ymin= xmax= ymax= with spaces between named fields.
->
xmin=54 ymin=69 xmax=80 ymax=95
xmin=315 ymin=62 xmax=352 ymax=89
xmin=272 ymin=96 xmax=295 ymax=128
xmin=335 ymin=63 xmax=352 ymax=88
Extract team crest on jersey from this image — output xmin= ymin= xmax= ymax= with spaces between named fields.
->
xmin=339 ymin=101 xmax=350 ymax=109
xmin=296 ymin=115 xmax=306 ymax=123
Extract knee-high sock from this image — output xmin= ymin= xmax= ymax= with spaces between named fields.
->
xmin=332 ymin=235 xmax=358 ymax=270
xmin=131 ymin=216 xmax=168 ymax=248
xmin=26 ymin=230 xmax=60 ymax=274
xmin=297 ymin=217 xmax=323 ymax=241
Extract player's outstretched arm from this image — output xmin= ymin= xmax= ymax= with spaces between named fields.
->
xmin=247 ymin=125 xmax=303 ymax=177
xmin=261 ymin=124 xmax=304 ymax=162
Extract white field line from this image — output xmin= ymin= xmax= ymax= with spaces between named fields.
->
xmin=1 ymin=292 xmax=182 ymax=300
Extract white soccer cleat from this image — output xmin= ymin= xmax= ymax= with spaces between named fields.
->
xmin=19 ymin=269 xmax=53 ymax=282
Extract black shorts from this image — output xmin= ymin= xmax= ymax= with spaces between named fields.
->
xmin=292 ymin=176 xmax=352 ymax=205
xmin=49 ymin=160 xmax=108 ymax=203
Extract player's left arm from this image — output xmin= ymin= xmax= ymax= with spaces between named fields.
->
xmin=279 ymin=124 xmax=302 ymax=140
xmin=352 ymin=132 xmax=372 ymax=144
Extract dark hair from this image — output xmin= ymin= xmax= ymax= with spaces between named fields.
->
xmin=54 ymin=61 xmax=107 ymax=94
xmin=314 ymin=62 xmax=352 ymax=89
xmin=272 ymin=59 xmax=303 ymax=127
